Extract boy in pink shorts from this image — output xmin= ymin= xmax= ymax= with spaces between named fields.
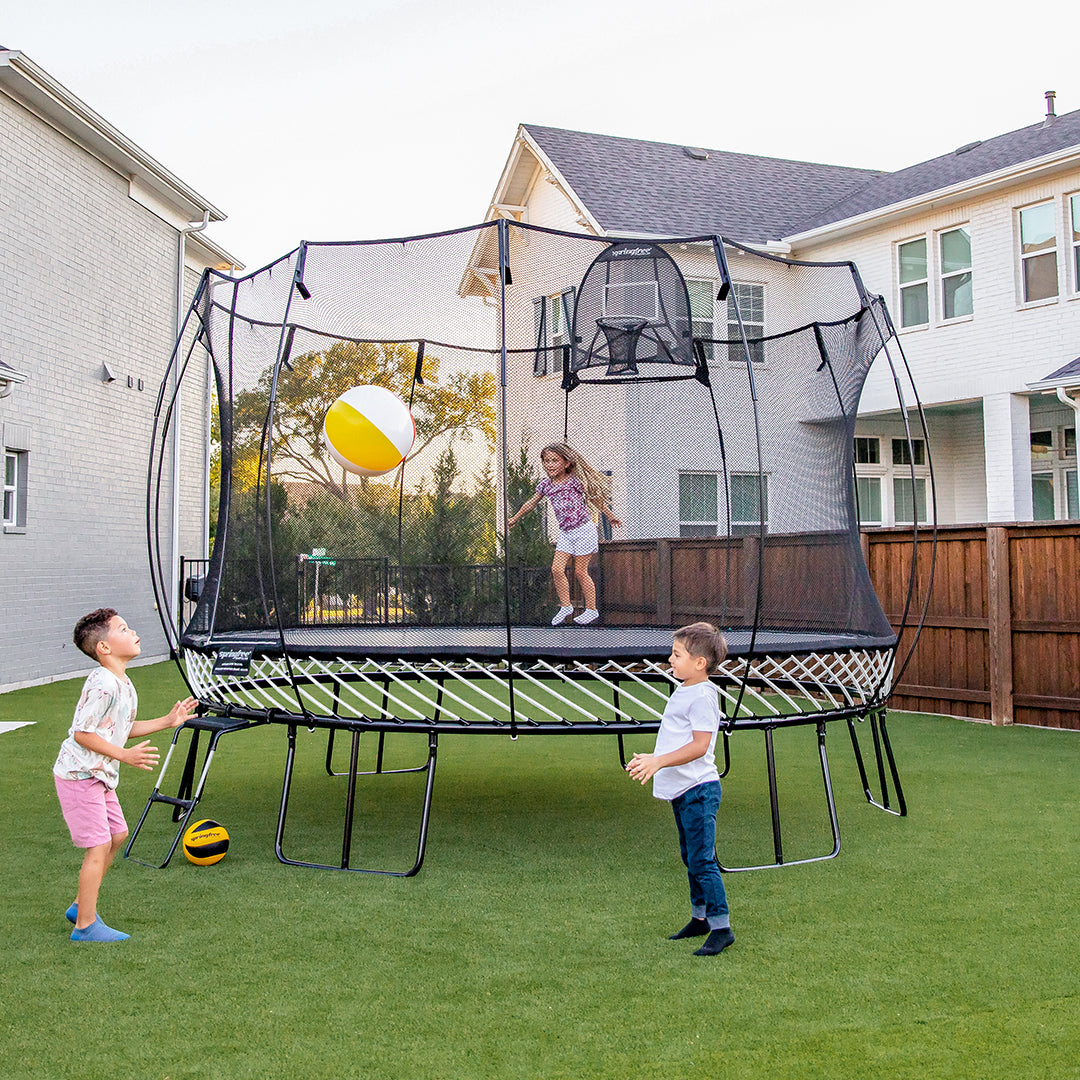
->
xmin=53 ymin=609 xmax=196 ymax=942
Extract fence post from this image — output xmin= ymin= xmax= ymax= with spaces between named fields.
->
xmin=986 ymin=525 xmax=1014 ymax=726
xmin=656 ymin=539 xmax=672 ymax=625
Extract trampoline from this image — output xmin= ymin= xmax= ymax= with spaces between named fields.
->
xmin=128 ymin=221 xmax=933 ymax=875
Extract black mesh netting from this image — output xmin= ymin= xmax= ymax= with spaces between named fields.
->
xmin=165 ymin=222 xmax=897 ymax=659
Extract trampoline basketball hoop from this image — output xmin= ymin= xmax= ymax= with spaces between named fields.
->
xmin=571 ymin=241 xmax=697 ymax=380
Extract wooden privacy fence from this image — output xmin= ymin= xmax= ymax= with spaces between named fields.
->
xmin=595 ymin=524 xmax=1080 ymax=730
xmin=863 ymin=522 xmax=1080 ymax=730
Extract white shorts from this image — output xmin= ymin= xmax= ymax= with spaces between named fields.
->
xmin=555 ymin=520 xmax=599 ymax=557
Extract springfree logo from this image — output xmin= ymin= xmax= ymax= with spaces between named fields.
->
xmin=611 ymin=246 xmax=653 ymax=257
xmin=212 ymin=647 xmax=254 ymax=677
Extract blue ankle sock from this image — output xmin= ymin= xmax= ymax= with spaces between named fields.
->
xmin=65 ymin=902 xmax=78 ymax=924
xmin=70 ymin=916 xmax=129 ymax=942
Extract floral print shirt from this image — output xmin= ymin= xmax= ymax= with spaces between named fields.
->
xmin=537 ymin=475 xmax=590 ymax=532
xmin=53 ymin=668 xmax=138 ymax=789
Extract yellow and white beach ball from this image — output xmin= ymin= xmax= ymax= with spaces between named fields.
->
xmin=322 ymin=385 xmax=416 ymax=477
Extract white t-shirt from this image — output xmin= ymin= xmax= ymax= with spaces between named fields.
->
xmin=53 ymin=668 xmax=138 ymax=790
xmin=651 ymin=680 xmax=721 ymax=802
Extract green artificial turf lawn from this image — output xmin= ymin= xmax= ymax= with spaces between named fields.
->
xmin=2 ymin=662 xmax=1078 ymax=1080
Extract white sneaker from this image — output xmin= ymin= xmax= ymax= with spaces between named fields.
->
xmin=573 ymin=609 xmax=599 ymax=624
xmin=551 ymin=606 xmax=574 ymax=626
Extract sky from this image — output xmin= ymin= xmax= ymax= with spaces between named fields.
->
xmin=4 ymin=0 xmax=1079 ymax=271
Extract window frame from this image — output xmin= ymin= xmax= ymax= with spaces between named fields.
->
xmin=1018 ymin=200 xmax=1059 ymax=305
xmin=3 ymin=448 xmax=27 ymax=532
xmin=726 ymin=281 xmax=765 ymax=364
xmin=939 ymin=225 xmax=973 ymax=321
xmin=897 ymin=236 xmax=930 ymax=329
xmin=1070 ymin=192 xmax=1080 ymax=295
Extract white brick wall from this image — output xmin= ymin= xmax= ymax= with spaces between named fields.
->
xmin=0 ymin=90 xmax=211 ymax=690
xmin=795 ymin=168 xmax=1080 ymax=523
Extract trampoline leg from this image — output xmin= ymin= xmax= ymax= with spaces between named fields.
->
xmin=276 ymin=727 xmax=439 ymax=876
xmin=848 ymin=709 xmax=906 ymax=817
xmin=718 ymin=721 xmax=841 ymax=872
xmin=717 ymin=729 xmax=732 ymax=780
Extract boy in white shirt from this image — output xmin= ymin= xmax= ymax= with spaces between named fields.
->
xmin=53 ymin=608 xmax=195 ymax=942
xmin=627 ymin=622 xmax=733 ymax=956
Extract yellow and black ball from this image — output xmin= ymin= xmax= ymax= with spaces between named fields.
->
xmin=182 ymin=819 xmax=229 ymax=866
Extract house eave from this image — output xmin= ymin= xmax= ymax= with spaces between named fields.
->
xmin=0 ymin=49 xmax=226 ymax=227
xmin=783 ymin=143 xmax=1080 ymax=248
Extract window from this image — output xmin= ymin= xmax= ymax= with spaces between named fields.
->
xmin=532 ymin=289 xmax=575 ymax=377
xmin=1030 ymin=426 xmax=1077 ymax=520
xmin=1071 ymin=194 xmax=1080 ymax=293
xmin=854 ymin=434 xmax=931 ymax=526
xmin=687 ymin=279 xmax=717 ymax=360
xmin=854 ymin=437 xmax=880 ymax=465
xmin=940 ymin=227 xmax=973 ymax=319
xmin=893 ymin=438 xmax=925 ymax=466
xmin=856 ymin=477 xmax=883 ymax=525
xmin=898 ymin=238 xmax=929 ymax=327
xmin=893 ymin=477 xmax=928 ymax=524
xmin=679 ymin=472 xmax=718 ymax=536
xmin=730 ymin=473 xmax=768 ymax=533
xmin=727 ymin=282 xmax=764 ymax=363
xmin=1032 ymin=473 xmax=1055 ymax=520
xmin=678 ymin=471 xmax=768 ymax=536
xmin=892 ymin=438 xmax=929 ymax=523
xmin=3 ymin=449 xmax=27 ymax=530
xmin=1019 ymin=202 xmax=1058 ymax=302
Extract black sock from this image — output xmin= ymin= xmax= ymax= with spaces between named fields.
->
xmin=694 ymin=927 xmax=735 ymax=956
xmin=669 ymin=918 xmax=710 ymax=939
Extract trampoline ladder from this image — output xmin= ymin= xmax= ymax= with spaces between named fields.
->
xmin=125 ymin=715 xmax=260 ymax=868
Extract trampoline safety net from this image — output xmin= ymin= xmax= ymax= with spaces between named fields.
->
xmin=156 ymin=222 xmax=903 ymax=663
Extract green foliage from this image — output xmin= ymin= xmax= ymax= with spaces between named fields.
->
xmin=230 ymin=340 xmax=496 ymax=499
xmin=503 ymin=435 xmax=553 ymax=568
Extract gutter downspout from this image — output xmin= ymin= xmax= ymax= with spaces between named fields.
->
xmin=1055 ymin=387 xmax=1080 ymax=506
xmin=170 ymin=211 xmax=210 ymax=626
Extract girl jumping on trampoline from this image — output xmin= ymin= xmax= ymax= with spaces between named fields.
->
xmin=508 ymin=442 xmax=621 ymax=625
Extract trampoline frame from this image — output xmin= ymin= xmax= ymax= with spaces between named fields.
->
xmin=125 ymin=641 xmax=904 ymax=875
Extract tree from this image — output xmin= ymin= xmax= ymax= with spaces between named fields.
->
xmin=229 ymin=340 xmax=496 ymax=500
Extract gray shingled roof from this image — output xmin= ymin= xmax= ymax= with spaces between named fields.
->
xmin=1037 ymin=356 xmax=1080 ymax=384
xmin=524 ymin=109 xmax=1080 ymax=243
xmin=523 ymin=124 xmax=884 ymax=243
xmin=793 ymin=108 xmax=1080 ymax=234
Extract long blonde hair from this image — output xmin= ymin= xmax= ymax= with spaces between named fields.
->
xmin=542 ymin=442 xmax=611 ymax=509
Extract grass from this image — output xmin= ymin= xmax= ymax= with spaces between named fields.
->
xmin=2 ymin=662 xmax=1079 ymax=1079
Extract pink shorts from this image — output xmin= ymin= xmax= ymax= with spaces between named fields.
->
xmin=54 ymin=776 xmax=128 ymax=848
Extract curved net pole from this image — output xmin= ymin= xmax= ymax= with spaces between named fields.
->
xmin=396 ymin=340 xmax=426 ymax=574
xmin=496 ymin=219 xmax=519 ymax=738
xmin=260 ymin=244 xmax=313 ymax=722
xmin=147 ymin=270 xmax=210 ymax=676
xmin=713 ymin=238 xmax=765 ymax=722
xmin=850 ymin=270 xmax=938 ymax=697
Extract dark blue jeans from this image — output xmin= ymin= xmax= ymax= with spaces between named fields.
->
xmin=671 ymin=780 xmax=729 ymax=930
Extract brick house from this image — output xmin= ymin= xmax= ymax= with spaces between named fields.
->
xmin=0 ymin=50 xmax=238 ymax=690
xmin=483 ymin=101 xmax=1080 ymax=533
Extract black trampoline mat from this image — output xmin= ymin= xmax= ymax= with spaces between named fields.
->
xmin=183 ymin=624 xmax=897 ymax=661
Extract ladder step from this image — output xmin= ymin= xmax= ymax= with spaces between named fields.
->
xmin=149 ymin=793 xmax=196 ymax=810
